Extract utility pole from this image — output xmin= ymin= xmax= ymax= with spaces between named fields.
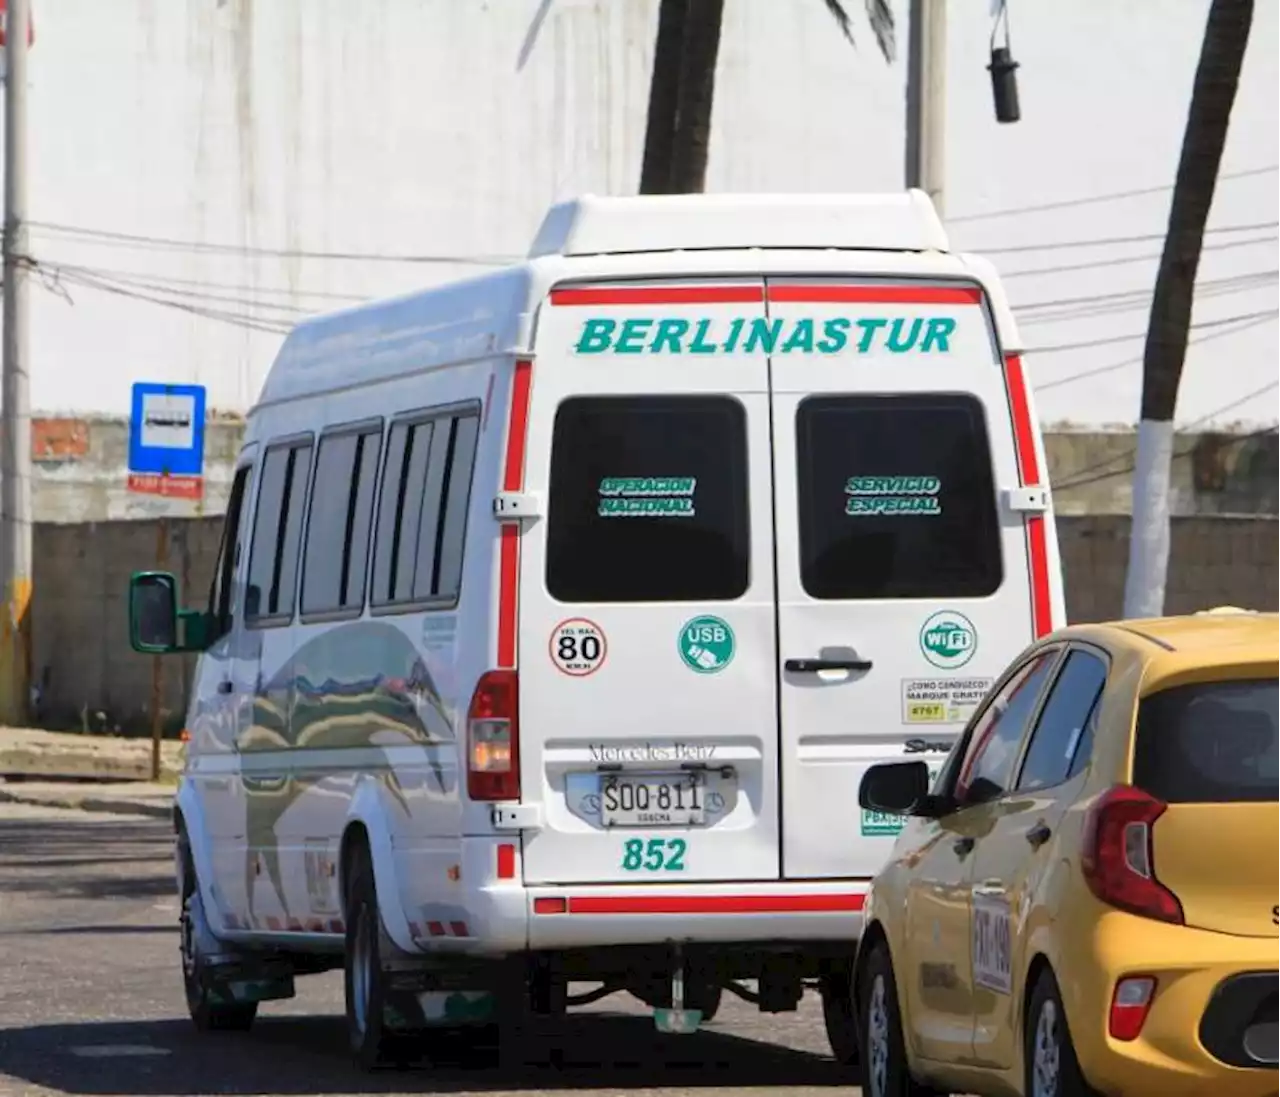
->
xmin=905 ymin=0 xmax=946 ymax=218
xmin=0 ymin=0 xmax=33 ymax=726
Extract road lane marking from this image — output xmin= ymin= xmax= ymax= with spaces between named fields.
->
xmin=70 ymin=1045 xmax=171 ymax=1058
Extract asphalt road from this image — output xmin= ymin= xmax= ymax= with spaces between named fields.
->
xmin=0 ymin=802 xmax=862 ymax=1097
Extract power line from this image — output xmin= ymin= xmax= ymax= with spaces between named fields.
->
xmin=1015 ymin=271 xmax=1278 ymax=324
xmin=37 ymin=260 xmax=314 ymax=318
xmin=23 ymin=220 xmax=518 ymax=266
xmin=18 ymin=213 xmax=1280 ymax=270
xmin=33 ymin=259 xmax=369 ymax=305
xmin=949 ymin=164 xmax=1279 ymax=224
xmin=1000 ymin=232 xmax=1278 ymax=279
xmin=28 ymin=259 xmax=293 ymax=336
xmin=1034 ymin=313 xmax=1277 ymax=392
xmin=981 ymin=221 xmax=1279 ymax=256
xmin=1026 ymin=309 xmax=1279 ymax=353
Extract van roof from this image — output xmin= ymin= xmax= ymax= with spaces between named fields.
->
xmin=528 ymin=190 xmax=950 ymax=258
xmin=254 ymin=193 xmax=1026 ymax=410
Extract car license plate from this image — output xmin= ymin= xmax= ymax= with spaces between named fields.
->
xmin=600 ymin=773 xmax=706 ymax=828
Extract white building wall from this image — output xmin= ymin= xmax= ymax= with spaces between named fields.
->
xmin=10 ymin=0 xmax=1279 ymax=427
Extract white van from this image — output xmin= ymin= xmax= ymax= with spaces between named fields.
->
xmin=128 ymin=190 xmax=1064 ymax=1069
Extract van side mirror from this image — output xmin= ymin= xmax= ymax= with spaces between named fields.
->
xmin=859 ymin=761 xmax=932 ymax=817
xmin=129 ymin=571 xmax=179 ymax=653
xmin=129 ymin=571 xmax=209 ymax=654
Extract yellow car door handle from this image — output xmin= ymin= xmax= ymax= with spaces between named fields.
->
xmin=1026 ymin=821 xmax=1052 ymax=848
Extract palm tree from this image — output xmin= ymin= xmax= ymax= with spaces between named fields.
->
xmin=640 ymin=0 xmax=895 ymax=194
xmin=1122 ymin=0 xmax=1254 ymax=618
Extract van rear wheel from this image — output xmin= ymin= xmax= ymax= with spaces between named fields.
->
xmin=343 ymin=849 xmax=411 ymax=1070
xmin=819 ymin=964 xmax=859 ymax=1066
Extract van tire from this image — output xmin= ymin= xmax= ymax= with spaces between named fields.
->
xmin=819 ymin=965 xmax=859 ymax=1066
xmin=857 ymin=941 xmax=943 ymax=1097
xmin=343 ymin=848 xmax=406 ymax=1070
xmin=177 ymin=830 xmax=257 ymax=1033
xmin=1024 ymin=969 xmax=1098 ymax=1097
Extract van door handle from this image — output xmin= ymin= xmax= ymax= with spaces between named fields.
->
xmin=785 ymin=657 xmax=873 ymax=673
xmin=217 ymin=680 xmax=234 ymax=695
xmin=1026 ymin=822 xmax=1052 ymax=848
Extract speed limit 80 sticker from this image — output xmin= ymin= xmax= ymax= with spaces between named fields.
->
xmin=549 ymin=618 xmax=608 ymax=677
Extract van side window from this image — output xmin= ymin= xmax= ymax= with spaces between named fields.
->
xmin=431 ymin=413 xmax=480 ymax=601
xmin=301 ymin=423 xmax=383 ymax=616
xmin=246 ymin=438 xmax=313 ymax=623
xmin=795 ymin=394 xmax=1002 ymax=600
xmin=371 ymin=407 xmax=480 ymax=609
xmin=207 ymin=462 xmax=254 ymax=642
xmin=546 ymin=396 xmax=750 ymax=602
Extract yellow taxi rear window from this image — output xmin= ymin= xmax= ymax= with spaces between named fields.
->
xmin=1133 ymin=679 xmax=1278 ymax=803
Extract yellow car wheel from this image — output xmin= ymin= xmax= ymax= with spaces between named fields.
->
xmin=857 ymin=941 xmax=946 ymax=1097
xmin=1024 ymin=970 xmax=1098 ymax=1097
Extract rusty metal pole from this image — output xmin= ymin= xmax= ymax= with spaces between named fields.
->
xmin=149 ymin=517 xmax=167 ymax=781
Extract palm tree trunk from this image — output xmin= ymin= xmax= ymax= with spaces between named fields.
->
xmin=638 ymin=1 xmax=891 ymax=196
xmin=1123 ymin=0 xmax=1253 ymax=618
xmin=639 ymin=0 xmax=687 ymax=194
xmin=668 ymin=0 xmax=725 ymax=193
xmin=639 ymin=0 xmax=724 ymax=194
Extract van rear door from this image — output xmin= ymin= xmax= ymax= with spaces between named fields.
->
xmin=764 ymin=278 xmax=1036 ymax=879
xmin=516 ymin=280 xmax=781 ymax=885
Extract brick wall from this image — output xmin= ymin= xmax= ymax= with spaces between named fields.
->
xmin=29 ymin=514 xmax=1279 ymax=732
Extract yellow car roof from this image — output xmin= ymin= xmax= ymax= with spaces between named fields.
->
xmin=1052 ymin=611 xmax=1278 ymax=688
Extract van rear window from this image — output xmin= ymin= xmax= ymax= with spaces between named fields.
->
xmin=1134 ymin=678 xmax=1278 ymax=803
xmin=546 ymin=396 xmax=749 ymax=602
xmin=795 ymin=394 xmax=1002 ymax=600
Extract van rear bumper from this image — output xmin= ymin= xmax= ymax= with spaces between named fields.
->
xmin=411 ymin=840 xmax=868 ymax=956
xmin=524 ymin=882 xmax=867 ymax=951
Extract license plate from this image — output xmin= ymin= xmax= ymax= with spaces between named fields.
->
xmin=600 ymin=772 xmax=706 ymax=828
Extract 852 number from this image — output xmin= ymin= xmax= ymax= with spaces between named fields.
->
xmin=621 ymin=838 xmax=687 ymax=872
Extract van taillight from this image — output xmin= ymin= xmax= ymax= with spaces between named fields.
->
xmin=467 ymin=670 xmax=520 ymax=802
xmin=1080 ymin=785 xmax=1183 ymax=924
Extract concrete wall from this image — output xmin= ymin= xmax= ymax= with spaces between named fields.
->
xmin=29 ymin=514 xmax=1279 ymax=733
xmin=22 ymin=413 xmax=1280 ymax=522
xmin=32 ymin=518 xmax=225 ymax=733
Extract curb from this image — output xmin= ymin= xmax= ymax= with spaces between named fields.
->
xmin=0 ymin=786 xmax=173 ymax=820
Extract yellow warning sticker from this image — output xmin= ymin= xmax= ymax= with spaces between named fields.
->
xmin=900 ymin=677 xmax=993 ymax=724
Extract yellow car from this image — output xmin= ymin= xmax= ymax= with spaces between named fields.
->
xmin=851 ymin=609 xmax=1278 ymax=1097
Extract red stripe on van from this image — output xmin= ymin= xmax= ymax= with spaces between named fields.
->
xmin=767 ymin=284 xmax=982 ymax=305
xmin=1003 ymin=353 xmax=1053 ymax=638
xmin=497 ymin=527 xmax=520 ymax=668
xmin=558 ymin=893 xmax=866 ymax=915
xmin=550 ymin=285 xmax=764 ymax=306
xmin=502 ymin=360 xmax=533 ymax=493
xmin=497 ymin=360 xmax=533 ymax=669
